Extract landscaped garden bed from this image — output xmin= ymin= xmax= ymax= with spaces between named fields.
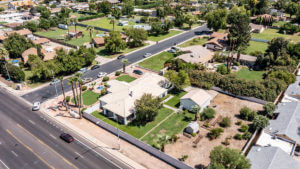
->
xmin=115 ymin=75 xmax=136 ymax=83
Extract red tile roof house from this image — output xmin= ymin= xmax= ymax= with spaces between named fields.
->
xmin=92 ymin=37 xmax=105 ymax=48
xmin=205 ymin=32 xmax=228 ymax=51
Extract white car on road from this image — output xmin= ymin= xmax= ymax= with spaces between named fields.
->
xmin=77 ymin=67 xmax=88 ymax=74
xmin=50 ymin=79 xmax=60 ymax=85
xmin=32 ymin=102 xmax=40 ymax=111
xmin=143 ymin=53 xmax=152 ymax=58
xmin=97 ymin=72 xmax=107 ymax=78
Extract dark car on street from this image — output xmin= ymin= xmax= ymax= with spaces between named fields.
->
xmin=117 ymin=55 xmax=125 ymax=59
xmin=91 ymin=65 xmax=100 ymax=70
xmin=133 ymin=69 xmax=143 ymax=75
xmin=60 ymin=133 xmax=74 ymax=143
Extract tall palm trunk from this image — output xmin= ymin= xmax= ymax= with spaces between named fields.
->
xmin=237 ymin=51 xmax=241 ymax=62
xmin=79 ymin=82 xmax=83 ymax=119
xmin=74 ymin=81 xmax=79 ymax=107
xmin=60 ymin=80 xmax=68 ymax=110
xmin=71 ymin=83 xmax=77 ymax=107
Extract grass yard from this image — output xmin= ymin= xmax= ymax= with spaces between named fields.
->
xmin=178 ymin=37 xmax=209 ymax=47
xmin=115 ymin=75 xmax=136 ymax=83
xmin=36 ymin=26 xmax=104 ymax=46
xmin=148 ymin=30 xmax=182 ymax=42
xmin=165 ymin=90 xmax=187 ymax=108
xmin=95 ymin=43 xmax=149 ymax=58
xmin=235 ymin=67 xmax=266 ymax=81
xmin=252 ymin=28 xmax=300 ymax=43
xmin=72 ymin=90 xmax=101 ymax=106
xmin=23 ymin=68 xmax=48 ymax=88
xmin=272 ymin=21 xmax=287 ymax=27
xmin=244 ymin=41 xmax=268 ymax=55
xmin=142 ymin=111 xmax=194 ymax=145
xmin=81 ymin=17 xmax=136 ymax=31
xmin=138 ymin=52 xmax=175 ymax=72
xmin=91 ymin=108 xmax=173 ymax=138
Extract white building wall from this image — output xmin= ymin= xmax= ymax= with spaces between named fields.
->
xmin=180 ymin=98 xmax=211 ymax=112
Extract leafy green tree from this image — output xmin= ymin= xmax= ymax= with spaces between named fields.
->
xmin=253 ymin=115 xmax=269 ymax=129
xmin=3 ymin=63 xmax=25 ymax=82
xmin=40 ymin=9 xmax=51 ymax=19
xmin=174 ymin=9 xmax=185 ymax=28
xmin=239 ymin=107 xmax=257 ymax=121
xmin=254 ymin=0 xmax=270 ymax=15
xmin=156 ymin=7 xmax=167 ymax=19
xmin=39 ymin=18 xmax=51 ymax=30
xmin=28 ymin=54 xmax=52 ymax=81
xmin=104 ymin=31 xmax=126 ymax=54
xmin=154 ymin=134 xmax=170 ymax=152
xmin=209 ymin=146 xmax=251 ymax=169
xmin=220 ymin=117 xmax=231 ymax=128
xmin=24 ymin=21 xmax=38 ymax=32
xmin=122 ymin=0 xmax=134 ymax=16
xmin=217 ymin=64 xmax=230 ymax=75
xmin=285 ymin=2 xmax=299 ymax=19
xmin=86 ymin=26 xmax=94 ymax=44
xmin=3 ymin=33 xmax=34 ymax=58
xmin=266 ymin=37 xmax=289 ymax=63
xmin=89 ymin=2 xmax=96 ymax=12
xmin=279 ymin=22 xmax=300 ymax=34
xmin=201 ymin=108 xmax=216 ymax=120
xmin=205 ymin=9 xmax=227 ymax=31
xmin=121 ymin=58 xmax=128 ymax=73
xmin=263 ymin=102 xmax=276 ymax=117
xmin=164 ymin=70 xmax=190 ymax=90
xmin=185 ymin=14 xmax=196 ymax=29
xmin=134 ymin=94 xmax=162 ymax=125
xmin=266 ymin=70 xmax=296 ymax=85
xmin=150 ymin=22 xmax=163 ymax=35
xmin=124 ymin=28 xmax=148 ymax=47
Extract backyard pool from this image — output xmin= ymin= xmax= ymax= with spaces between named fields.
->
xmin=97 ymin=86 xmax=104 ymax=90
xmin=97 ymin=34 xmax=104 ymax=37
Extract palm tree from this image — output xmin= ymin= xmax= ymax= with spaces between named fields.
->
xmin=68 ymin=77 xmax=77 ymax=107
xmin=78 ymin=79 xmax=83 ymax=119
xmin=86 ymin=26 xmax=94 ymax=44
xmin=155 ymin=134 xmax=170 ymax=152
xmin=71 ymin=18 xmax=78 ymax=39
xmin=121 ymin=58 xmax=128 ymax=73
xmin=59 ymin=76 xmax=67 ymax=110
xmin=75 ymin=73 xmax=82 ymax=107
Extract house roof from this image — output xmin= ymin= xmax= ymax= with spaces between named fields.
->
xmin=100 ymin=73 xmax=168 ymax=118
xmin=22 ymin=46 xmax=58 ymax=63
xmin=205 ymin=32 xmax=228 ymax=48
xmin=181 ymin=89 xmax=212 ymax=107
xmin=0 ymin=35 xmax=7 ymax=41
xmin=178 ymin=45 xmax=213 ymax=64
xmin=3 ymin=22 xmax=22 ymax=28
xmin=250 ymin=23 xmax=264 ymax=31
xmin=232 ymin=53 xmax=257 ymax=62
xmin=9 ymin=0 xmax=36 ymax=7
xmin=107 ymin=0 xmax=119 ymax=4
xmin=247 ymin=146 xmax=300 ymax=169
xmin=22 ymin=47 xmax=37 ymax=63
xmin=7 ymin=29 xmax=32 ymax=36
xmin=92 ymin=37 xmax=105 ymax=45
xmin=267 ymin=102 xmax=300 ymax=142
xmin=284 ymin=76 xmax=300 ymax=97
xmin=33 ymin=38 xmax=50 ymax=45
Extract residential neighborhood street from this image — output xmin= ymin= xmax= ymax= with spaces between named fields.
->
xmin=0 ymin=89 xmax=132 ymax=169
xmin=21 ymin=25 xmax=209 ymax=104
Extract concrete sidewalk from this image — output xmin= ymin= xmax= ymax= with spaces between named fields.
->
xmin=42 ymin=96 xmax=174 ymax=169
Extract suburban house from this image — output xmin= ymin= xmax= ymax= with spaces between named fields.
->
xmin=3 ymin=22 xmax=22 ymax=30
xmin=180 ymin=89 xmax=213 ymax=112
xmin=33 ymin=38 xmax=50 ymax=45
xmin=282 ymin=76 xmax=300 ymax=103
xmin=205 ymin=32 xmax=228 ymax=51
xmin=92 ymin=37 xmax=105 ymax=47
xmin=99 ymin=73 xmax=171 ymax=125
xmin=0 ymin=29 xmax=33 ymax=42
xmin=22 ymin=46 xmax=59 ymax=63
xmin=232 ymin=54 xmax=257 ymax=66
xmin=178 ymin=45 xmax=214 ymax=65
xmin=68 ymin=31 xmax=83 ymax=38
xmin=8 ymin=0 xmax=37 ymax=9
xmin=250 ymin=23 xmax=265 ymax=33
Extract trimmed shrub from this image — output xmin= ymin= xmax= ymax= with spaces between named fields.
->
xmin=208 ymin=127 xmax=224 ymax=140
xmin=236 ymin=121 xmax=242 ymax=126
xmin=65 ymin=96 xmax=70 ymax=102
xmin=240 ymin=107 xmax=257 ymax=121
xmin=82 ymin=86 xmax=87 ymax=91
xmin=200 ymin=108 xmax=216 ymax=120
xmin=242 ymin=132 xmax=252 ymax=140
xmin=234 ymin=134 xmax=243 ymax=140
xmin=220 ymin=117 xmax=231 ymax=128
xmin=192 ymin=133 xmax=197 ymax=137
xmin=115 ymin=71 xmax=121 ymax=76
xmin=239 ymin=124 xmax=249 ymax=133
xmin=102 ymin=76 xmax=109 ymax=82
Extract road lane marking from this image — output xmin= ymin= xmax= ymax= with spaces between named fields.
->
xmin=28 ymin=120 xmax=36 ymax=125
xmin=74 ymin=152 xmax=84 ymax=159
xmin=6 ymin=129 xmax=55 ymax=169
xmin=17 ymin=124 xmax=78 ymax=169
xmin=0 ymin=159 xmax=9 ymax=169
xmin=49 ymin=134 xmax=56 ymax=140
xmin=11 ymin=151 xmax=18 ymax=157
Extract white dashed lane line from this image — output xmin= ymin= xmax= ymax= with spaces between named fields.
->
xmin=28 ymin=120 xmax=36 ymax=125
xmin=0 ymin=159 xmax=10 ymax=169
xmin=11 ymin=151 xmax=18 ymax=157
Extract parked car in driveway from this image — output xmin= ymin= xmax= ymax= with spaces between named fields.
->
xmin=91 ymin=65 xmax=100 ymax=70
xmin=50 ymin=79 xmax=60 ymax=85
xmin=133 ymin=69 xmax=143 ymax=75
xmin=60 ymin=133 xmax=74 ymax=143
xmin=82 ymin=77 xmax=93 ymax=84
xmin=32 ymin=102 xmax=40 ymax=111
xmin=97 ymin=72 xmax=107 ymax=78
xmin=117 ymin=55 xmax=125 ymax=59
xmin=143 ymin=53 xmax=152 ymax=58
xmin=168 ymin=49 xmax=176 ymax=53
xmin=77 ymin=67 xmax=88 ymax=74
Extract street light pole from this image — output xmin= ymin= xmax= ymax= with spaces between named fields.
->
xmin=51 ymin=70 xmax=58 ymax=99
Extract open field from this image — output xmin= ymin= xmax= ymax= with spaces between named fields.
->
xmin=164 ymin=93 xmax=264 ymax=167
xmin=138 ymin=52 xmax=175 ymax=71
xmin=235 ymin=67 xmax=266 ymax=81
xmin=244 ymin=41 xmax=268 ymax=55
xmin=252 ymin=28 xmax=300 ymax=43
xmin=91 ymin=108 xmax=173 ymax=138
xmin=36 ymin=26 xmax=104 ymax=46
xmin=95 ymin=43 xmax=148 ymax=58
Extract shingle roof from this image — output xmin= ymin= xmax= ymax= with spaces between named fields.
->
xmin=181 ymin=89 xmax=212 ymax=107
xmin=267 ymin=102 xmax=300 ymax=142
xmin=284 ymin=76 xmax=300 ymax=96
xmin=178 ymin=45 xmax=213 ymax=64
xmin=92 ymin=37 xmax=105 ymax=45
xmin=247 ymin=146 xmax=300 ymax=169
xmin=22 ymin=47 xmax=37 ymax=63
xmin=33 ymin=38 xmax=50 ymax=45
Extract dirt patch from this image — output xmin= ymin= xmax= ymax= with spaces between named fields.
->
xmin=164 ymin=93 xmax=263 ymax=168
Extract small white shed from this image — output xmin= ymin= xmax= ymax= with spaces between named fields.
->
xmin=185 ymin=122 xmax=199 ymax=134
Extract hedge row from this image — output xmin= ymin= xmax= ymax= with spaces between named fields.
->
xmin=78 ymin=13 xmax=105 ymax=22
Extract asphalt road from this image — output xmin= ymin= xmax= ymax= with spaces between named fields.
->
xmin=0 ymin=89 xmax=132 ymax=169
xmin=21 ymin=25 xmax=209 ymax=103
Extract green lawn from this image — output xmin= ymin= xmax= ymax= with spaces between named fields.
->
xmin=23 ymin=68 xmax=48 ymax=88
xmin=71 ymin=90 xmax=101 ymax=106
xmin=138 ymin=52 xmax=175 ymax=72
xmin=142 ymin=111 xmax=194 ymax=145
xmin=148 ymin=30 xmax=182 ymax=42
xmin=178 ymin=37 xmax=209 ymax=47
xmin=244 ymin=41 xmax=268 ymax=55
xmin=272 ymin=21 xmax=287 ymax=27
xmin=95 ymin=43 xmax=149 ymax=58
xmin=115 ymin=75 xmax=136 ymax=83
xmin=235 ymin=67 xmax=266 ymax=81
xmin=165 ymin=90 xmax=187 ymax=108
xmin=252 ymin=28 xmax=300 ymax=43
xmin=81 ymin=17 xmax=137 ymax=31
xmin=36 ymin=26 xmax=104 ymax=46
xmin=91 ymin=108 xmax=173 ymax=138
